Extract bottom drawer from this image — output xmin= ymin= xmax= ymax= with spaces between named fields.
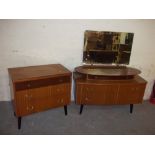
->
xmin=15 ymin=83 xmax=71 ymax=116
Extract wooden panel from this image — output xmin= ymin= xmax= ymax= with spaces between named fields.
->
xmin=15 ymin=83 xmax=71 ymax=116
xmin=76 ymin=83 xmax=119 ymax=105
xmin=117 ymin=84 xmax=146 ymax=104
xmin=15 ymin=89 xmax=32 ymax=116
xmin=15 ymin=76 xmax=70 ymax=91
xmin=28 ymin=86 xmax=52 ymax=113
xmin=104 ymin=85 xmax=119 ymax=104
xmin=8 ymin=64 xmax=71 ymax=82
xmin=8 ymin=64 xmax=72 ymax=118
xmin=75 ymin=78 xmax=146 ymax=106
xmin=75 ymin=65 xmax=141 ymax=78
xmin=52 ymin=84 xmax=71 ymax=106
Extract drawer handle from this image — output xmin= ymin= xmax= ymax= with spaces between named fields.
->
xmin=26 ymin=106 xmax=34 ymax=111
xmin=31 ymin=106 xmax=34 ymax=110
xmin=27 ymin=84 xmax=31 ymax=87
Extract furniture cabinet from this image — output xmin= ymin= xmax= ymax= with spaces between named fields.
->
xmin=8 ymin=64 xmax=72 ymax=129
xmin=74 ymin=65 xmax=147 ymax=114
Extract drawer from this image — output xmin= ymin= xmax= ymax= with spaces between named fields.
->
xmin=15 ymin=76 xmax=71 ymax=91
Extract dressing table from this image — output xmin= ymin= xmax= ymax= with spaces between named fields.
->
xmin=74 ymin=30 xmax=147 ymax=114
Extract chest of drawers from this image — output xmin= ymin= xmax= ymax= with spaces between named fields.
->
xmin=8 ymin=64 xmax=72 ymax=129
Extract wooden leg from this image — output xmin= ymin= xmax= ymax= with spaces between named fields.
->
xmin=14 ymin=112 xmax=16 ymax=117
xmin=64 ymin=105 xmax=67 ymax=115
xmin=18 ymin=117 xmax=22 ymax=130
xmin=130 ymin=104 xmax=133 ymax=113
xmin=79 ymin=104 xmax=84 ymax=114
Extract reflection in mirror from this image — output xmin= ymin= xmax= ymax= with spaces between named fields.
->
xmin=83 ymin=30 xmax=134 ymax=65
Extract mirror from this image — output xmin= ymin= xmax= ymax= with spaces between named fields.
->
xmin=83 ymin=30 xmax=134 ymax=65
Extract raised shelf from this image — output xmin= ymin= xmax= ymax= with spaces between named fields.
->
xmin=75 ymin=65 xmax=141 ymax=79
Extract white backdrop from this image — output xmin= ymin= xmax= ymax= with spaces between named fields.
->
xmin=0 ymin=19 xmax=155 ymax=101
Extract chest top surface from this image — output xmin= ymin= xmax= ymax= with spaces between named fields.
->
xmin=8 ymin=64 xmax=71 ymax=82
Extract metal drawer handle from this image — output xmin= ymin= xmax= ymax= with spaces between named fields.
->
xmin=26 ymin=106 xmax=34 ymax=111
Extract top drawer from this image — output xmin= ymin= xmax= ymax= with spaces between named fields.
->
xmin=15 ymin=76 xmax=71 ymax=91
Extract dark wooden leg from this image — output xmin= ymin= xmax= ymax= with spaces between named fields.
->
xmin=130 ymin=104 xmax=133 ymax=113
xmin=64 ymin=105 xmax=67 ymax=115
xmin=79 ymin=104 xmax=84 ymax=114
xmin=14 ymin=112 xmax=16 ymax=117
xmin=18 ymin=117 xmax=21 ymax=129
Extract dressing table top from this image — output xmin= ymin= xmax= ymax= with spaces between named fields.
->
xmin=75 ymin=65 xmax=141 ymax=78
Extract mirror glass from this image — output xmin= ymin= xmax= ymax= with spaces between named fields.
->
xmin=83 ymin=30 xmax=134 ymax=65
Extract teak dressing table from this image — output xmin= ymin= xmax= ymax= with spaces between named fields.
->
xmin=8 ymin=64 xmax=72 ymax=129
xmin=74 ymin=30 xmax=147 ymax=114
xmin=74 ymin=65 xmax=147 ymax=114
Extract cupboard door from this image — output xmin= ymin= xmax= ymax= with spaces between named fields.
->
xmin=117 ymin=84 xmax=146 ymax=104
xmin=104 ymin=85 xmax=119 ymax=104
xmin=78 ymin=83 xmax=119 ymax=105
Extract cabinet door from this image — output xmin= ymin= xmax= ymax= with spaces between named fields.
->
xmin=77 ymin=83 xmax=119 ymax=105
xmin=117 ymin=84 xmax=146 ymax=104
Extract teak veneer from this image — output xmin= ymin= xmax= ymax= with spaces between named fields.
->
xmin=74 ymin=65 xmax=147 ymax=114
xmin=8 ymin=64 xmax=72 ymax=129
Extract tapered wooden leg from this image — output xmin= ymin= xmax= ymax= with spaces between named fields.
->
xmin=130 ymin=104 xmax=133 ymax=113
xmin=79 ymin=104 xmax=84 ymax=114
xmin=14 ymin=112 xmax=16 ymax=117
xmin=64 ymin=105 xmax=67 ymax=115
xmin=18 ymin=117 xmax=21 ymax=129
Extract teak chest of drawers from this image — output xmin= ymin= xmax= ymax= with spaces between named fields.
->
xmin=8 ymin=64 xmax=72 ymax=129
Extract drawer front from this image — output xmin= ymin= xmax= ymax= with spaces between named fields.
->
xmin=52 ymin=84 xmax=71 ymax=106
xmin=15 ymin=89 xmax=35 ymax=116
xmin=15 ymin=76 xmax=71 ymax=91
xmin=15 ymin=83 xmax=71 ymax=116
